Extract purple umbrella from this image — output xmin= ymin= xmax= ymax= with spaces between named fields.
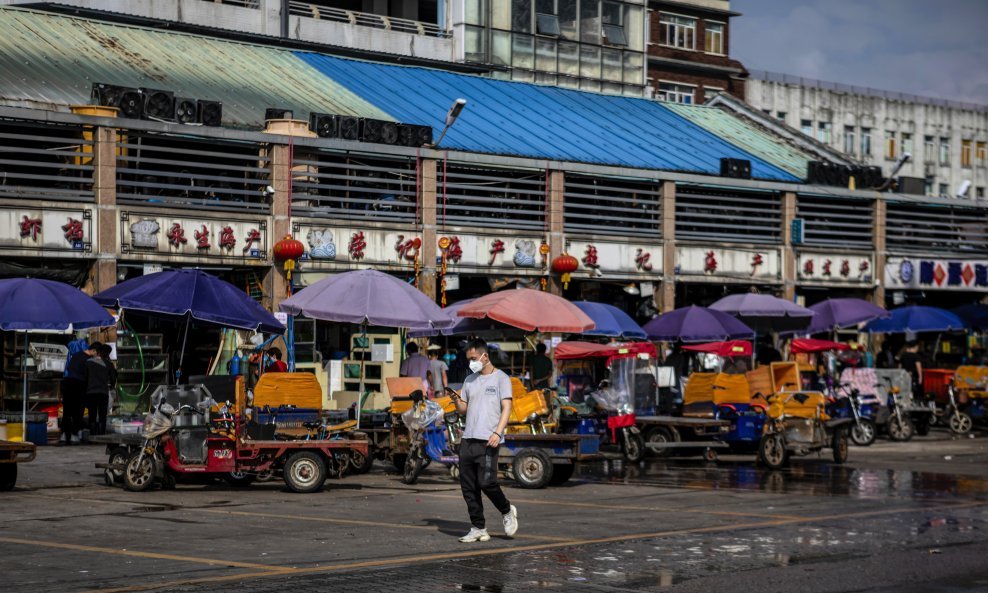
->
xmin=710 ymin=293 xmax=814 ymax=334
xmin=643 ymin=305 xmax=755 ymax=342
xmin=786 ymin=298 xmax=888 ymax=335
xmin=280 ymin=269 xmax=453 ymax=330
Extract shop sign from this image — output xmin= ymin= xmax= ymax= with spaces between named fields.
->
xmin=294 ymin=224 xmax=420 ymax=268
xmin=565 ymin=240 xmax=663 ymax=277
xmin=676 ymin=247 xmax=780 ymax=280
xmin=442 ymin=234 xmax=543 ymax=273
xmin=885 ymin=257 xmax=988 ymax=291
xmin=0 ymin=207 xmax=92 ymax=253
xmin=796 ymin=252 xmax=873 ymax=284
xmin=121 ymin=212 xmax=266 ymax=259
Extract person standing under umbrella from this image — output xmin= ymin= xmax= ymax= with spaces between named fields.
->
xmin=85 ymin=343 xmax=116 ymax=436
xmin=60 ymin=342 xmax=95 ymax=444
xmin=400 ymin=342 xmax=431 ymax=393
xmin=449 ymin=338 xmax=518 ymax=542
xmin=426 ymin=345 xmax=448 ymax=397
xmin=899 ymin=341 xmax=923 ymax=397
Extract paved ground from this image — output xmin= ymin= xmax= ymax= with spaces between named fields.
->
xmin=3 ymin=431 xmax=988 ymax=593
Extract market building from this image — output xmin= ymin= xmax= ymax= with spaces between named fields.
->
xmin=0 ymin=5 xmax=985 ymax=408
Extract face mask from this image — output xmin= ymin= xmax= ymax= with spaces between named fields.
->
xmin=469 ymin=358 xmax=485 ymax=373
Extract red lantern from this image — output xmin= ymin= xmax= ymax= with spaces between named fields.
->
xmin=273 ymin=235 xmax=305 ymax=291
xmin=551 ymin=253 xmax=579 ymax=289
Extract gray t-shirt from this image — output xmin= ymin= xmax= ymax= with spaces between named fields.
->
xmin=461 ymin=369 xmax=513 ymax=440
xmin=428 ymin=359 xmax=449 ymax=392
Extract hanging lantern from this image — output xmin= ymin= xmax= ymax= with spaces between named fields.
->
xmin=551 ymin=252 xmax=579 ymax=289
xmin=273 ymin=235 xmax=305 ymax=291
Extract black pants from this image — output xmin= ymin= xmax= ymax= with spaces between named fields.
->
xmin=87 ymin=392 xmax=108 ymax=436
xmin=459 ymin=438 xmax=510 ymax=529
xmin=61 ymin=380 xmax=85 ymax=441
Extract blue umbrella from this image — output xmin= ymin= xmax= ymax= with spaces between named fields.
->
xmin=573 ymin=301 xmax=646 ymax=339
xmin=952 ymin=303 xmax=988 ymax=330
xmin=0 ymin=278 xmax=115 ymax=440
xmin=643 ymin=305 xmax=755 ymax=342
xmin=94 ymin=269 xmax=284 ymax=334
xmin=863 ymin=306 xmax=966 ymax=334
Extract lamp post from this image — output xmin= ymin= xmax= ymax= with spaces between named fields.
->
xmin=431 ymin=98 xmax=467 ymax=147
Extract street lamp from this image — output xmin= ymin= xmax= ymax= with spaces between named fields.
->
xmin=431 ymin=98 xmax=467 ymax=147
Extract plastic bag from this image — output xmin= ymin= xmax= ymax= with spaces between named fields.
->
xmin=142 ymin=403 xmax=174 ymax=439
xmin=401 ymin=399 xmax=443 ymax=432
xmin=588 ymin=386 xmax=634 ymax=415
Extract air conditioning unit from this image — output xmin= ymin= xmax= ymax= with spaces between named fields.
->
xmin=338 ymin=116 xmax=360 ymax=140
xmin=265 ymin=107 xmax=293 ymax=121
xmin=91 ymin=83 xmax=143 ymax=118
xmin=174 ymin=97 xmax=198 ymax=124
xmin=397 ymin=124 xmax=434 ymax=147
xmin=360 ymin=118 xmax=399 ymax=144
xmin=719 ymin=158 xmax=751 ymax=179
xmin=141 ymin=88 xmax=175 ymax=121
xmin=308 ymin=113 xmax=337 ymax=138
xmin=197 ymin=100 xmax=223 ymax=127
xmin=897 ymin=176 xmax=926 ymax=195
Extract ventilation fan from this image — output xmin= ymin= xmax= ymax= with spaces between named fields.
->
xmin=397 ymin=124 xmax=435 ymax=147
xmin=308 ymin=112 xmax=337 ymax=138
xmin=379 ymin=121 xmax=399 ymax=144
xmin=719 ymin=158 xmax=751 ymax=179
xmin=91 ymin=83 xmax=143 ymax=118
xmin=141 ymin=88 xmax=175 ymax=121
xmin=174 ymin=97 xmax=198 ymax=124
xmin=360 ymin=118 xmax=387 ymax=143
xmin=197 ymin=100 xmax=222 ymax=126
xmin=265 ymin=107 xmax=293 ymax=121
xmin=338 ymin=116 xmax=360 ymax=140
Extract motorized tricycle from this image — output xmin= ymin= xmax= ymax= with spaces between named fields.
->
xmin=875 ymin=376 xmax=914 ymax=441
xmin=757 ymin=390 xmax=852 ymax=470
xmin=941 ymin=366 xmax=988 ymax=434
xmin=825 ymin=381 xmax=879 ymax=447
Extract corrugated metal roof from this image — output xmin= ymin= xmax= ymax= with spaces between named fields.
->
xmin=0 ymin=7 xmax=390 ymax=127
xmin=295 ymin=53 xmax=800 ymax=182
xmin=663 ymin=102 xmax=815 ymax=178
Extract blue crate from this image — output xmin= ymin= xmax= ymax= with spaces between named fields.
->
xmin=255 ymin=408 xmax=320 ymax=429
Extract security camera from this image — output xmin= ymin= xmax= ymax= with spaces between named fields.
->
xmin=956 ymin=180 xmax=972 ymax=198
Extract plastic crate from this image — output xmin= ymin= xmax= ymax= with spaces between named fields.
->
xmin=254 ymin=407 xmax=320 ymax=429
xmin=29 ymin=343 xmax=68 ymax=375
xmin=923 ymin=369 xmax=955 ymax=404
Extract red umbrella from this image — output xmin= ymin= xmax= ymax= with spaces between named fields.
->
xmin=457 ymin=288 xmax=595 ymax=333
xmin=681 ymin=340 xmax=752 ymax=357
xmin=791 ymin=338 xmax=849 ymax=354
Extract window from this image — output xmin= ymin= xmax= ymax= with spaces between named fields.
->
xmin=961 ymin=139 xmax=972 ymax=167
xmin=465 ymin=0 xmax=486 ymax=25
xmin=536 ymin=37 xmax=557 ymax=71
xmin=978 ymin=141 xmax=986 ymax=165
xmin=705 ymin=85 xmax=724 ymax=98
xmin=512 ymin=33 xmax=535 ymax=70
xmin=924 ymin=135 xmax=935 ymax=163
xmin=512 ymin=0 xmax=533 ymax=33
xmin=602 ymin=24 xmax=628 ymax=45
xmin=817 ymin=122 xmax=832 ymax=144
xmin=776 ymin=111 xmax=787 ymax=121
xmin=843 ymin=126 xmax=855 ymax=155
xmin=924 ymin=176 xmax=934 ymax=196
xmin=536 ymin=13 xmax=560 ymax=35
xmin=801 ymin=119 xmax=813 ymax=136
xmin=939 ymin=137 xmax=950 ymax=165
xmin=660 ymin=13 xmax=696 ymax=50
xmin=938 ymin=183 xmax=948 ymax=197
xmin=558 ymin=0 xmax=577 ymax=39
xmin=902 ymin=133 xmax=913 ymax=158
xmin=861 ymin=127 xmax=872 ymax=156
xmin=657 ymin=81 xmax=695 ymax=104
xmin=977 ymin=186 xmax=985 ymax=199
xmin=704 ymin=21 xmax=724 ymax=54
xmin=580 ymin=0 xmax=600 ymax=44
xmin=885 ymin=130 xmax=896 ymax=160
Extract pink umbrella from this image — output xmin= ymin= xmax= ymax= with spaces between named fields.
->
xmin=457 ymin=289 xmax=595 ymax=333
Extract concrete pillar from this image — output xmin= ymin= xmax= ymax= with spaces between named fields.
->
xmin=90 ymin=126 xmax=118 ymax=297
xmin=420 ymin=158 xmax=438 ymax=301
xmin=266 ymin=143 xmax=292 ymax=312
xmin=547 ymin=169 xmax=565 ymax=295
xmin=873 ymin=198 xmax=887 ymax=307
xmin=781 ymin=191 xmax=797 ymax=301
xmin=657 ymin=180 xmax=676 ymax=312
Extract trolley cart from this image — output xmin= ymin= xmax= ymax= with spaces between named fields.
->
xmin=0 ymin=440 xmax=36 ymax=490
xmin=636 ymin=415 xmax=732 ymax=462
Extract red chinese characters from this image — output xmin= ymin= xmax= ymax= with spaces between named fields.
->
xmin=194 ymin=225 xmax=210 ymax=249
xmin=167 ymin=223 xmax=188 ymax=248
xmin=62 ymin=218 xmax=83 ymax=243
xmin=859 ymin=260 xmax=870 ymax=275
xmin=242 ymin=228 xmax=261 ymax=254
xmin=803 ymin=259 xmax=814 ymax=276
xmin=582 ymin=245 xmax=599 ymax=269
xmin=20 ymin=216 xmax=42 ymax=241
xmin=635 ymin=249 xmax=653 ymax=272
xmin=704 ymin=251 xmax=718 ymax=273
xmin=751 ymin=253 xmax=764 ymax=274
xmin=446 ymin=236 xmax=463 ymax=263
xmin=395 ymin=235 xmax=422 ymax=262
xmin=349 ymin=231 xmax=367 ymax=260
xmin=840 ymin=259 xmax=851 ymax=277
xmin=489 ymin=239 xmax=505 ymax=265
xmin=822 ymin=259 xmax=833 ymax=276
xmin=219 ymin=226 xmax=236 ymax=250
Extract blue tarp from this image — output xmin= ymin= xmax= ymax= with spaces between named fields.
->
xmin=295 ymin=53 xmax=800 ymax=182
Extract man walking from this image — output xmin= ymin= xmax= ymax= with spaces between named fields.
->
xmin=450 ymin=338 xmax=518 ymax=542
xmin=399 ymin=342 xmax=431 ymax=393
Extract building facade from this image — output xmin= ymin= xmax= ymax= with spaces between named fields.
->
xmin=746 ymin=70 xmax=988 ymax=201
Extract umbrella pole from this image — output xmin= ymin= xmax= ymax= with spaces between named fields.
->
xmin=177 ymin=317 xmax=190 ymax=385
xmin=22 ymin=337 xmax=27 ymax=441
xmin=356 ymin=323 xmax=366 ymax=430
xmin=932 ymin=332 xmax=942 ymax=364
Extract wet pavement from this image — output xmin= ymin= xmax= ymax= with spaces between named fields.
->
xmin=2 ymin=432 xmax=987 ymax=593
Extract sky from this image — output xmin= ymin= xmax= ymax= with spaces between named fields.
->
xmin=731 ymin=0 xmax=988 ymax=105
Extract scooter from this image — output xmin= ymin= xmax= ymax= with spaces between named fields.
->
xmin=941 ymin=383 xmax=974 ymax=435
xmin=400 ymin=389 xmax=459 ymax=485
xmin=877 ymin=377 xmax=914 ymax=442
xmin=827 ymin=383 xmax=878 ymax=447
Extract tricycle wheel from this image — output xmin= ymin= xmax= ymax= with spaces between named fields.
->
xmin=0 ymin=463 xmax=16 ymax=491
xmin=391 ymin=454 xmax=407 ymax=473
xmin=123 ymin=451 xmax=157 ymax=492
xmin=512 ymin=448 xmax=553 ymax=489
xmin=349 ymin=450 xmax=374 ymax=474
xmin=758 ymin=434 xmax=788 ymax=470
xmin=645 ymin=427 xmax=676 ymax=458
xmin=401 ymin=449 xmax=425 ymax=485
xmin=105 ymin=447 xmax=128 ymax=486
xmin=831 ymin=428 xmax=849 ymax=464
xmin=224 ymin=472 xmax=256 ymax=487
xmin=621 ymin=430 xmax=645 ymax=463
xmin=548 ymin=463 xmax=574 ymax=486
xmin=703 ymin=448 xmax=719 ymax=463
xmin=887 ymin=416 xmax=914 ymax=442
xmin=949 ymin=412 xmax=973 ymax=435
xmin=850 ymin=419 xmax=876 ymax=447
xmin=283 ymin=451 xmax=326 ymax=493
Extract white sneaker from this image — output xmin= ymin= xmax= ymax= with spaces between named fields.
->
xmin=503 ymin=505 xmax=518 ymax=537
xmin=459 ymin=527 xmax=490 ymax=543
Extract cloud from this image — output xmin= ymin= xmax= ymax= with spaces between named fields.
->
xmin=732 ymin=0 xmax=988 ymax=104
